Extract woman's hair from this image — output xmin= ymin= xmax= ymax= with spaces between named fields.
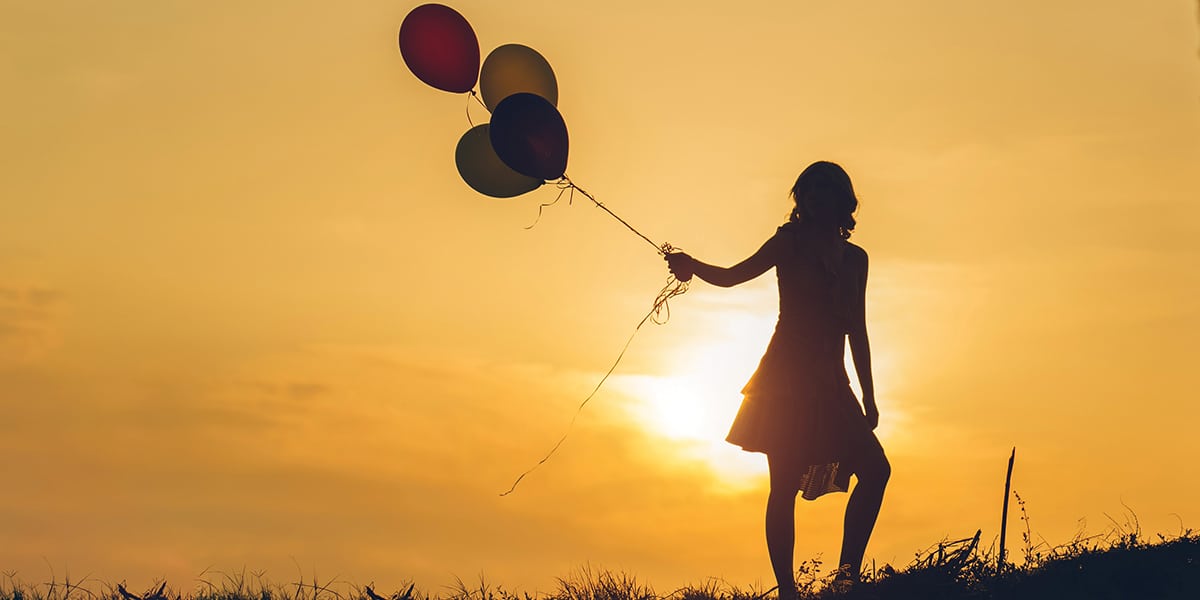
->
xmin=788 ymin=161 xmax=859 ymax=239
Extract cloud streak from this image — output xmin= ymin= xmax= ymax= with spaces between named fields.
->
xmin=0 ymin=284 xmax=63 ymax=365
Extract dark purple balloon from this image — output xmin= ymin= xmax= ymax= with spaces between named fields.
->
xmin=399 ymin=4 xmax=479 ymax=93
xmin=489 ymin=92 xmax=569 ymax=181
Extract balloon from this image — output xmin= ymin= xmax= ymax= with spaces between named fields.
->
xmin=455 ymin=125 xmax=542 ymax=198
xmin=489 ymin=93 xmax=569 ymax=181
xmin=398 ymin=4 xmax=479 ymax=93
xmin=479 ymin=44 xmax=559 ymax=111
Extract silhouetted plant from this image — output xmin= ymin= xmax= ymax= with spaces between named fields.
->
xmin=550 ymin=566 xmax=653 ymax=600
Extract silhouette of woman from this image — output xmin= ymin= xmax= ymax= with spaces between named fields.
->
xmin=666 ymin=161 xmax=889 ymax=596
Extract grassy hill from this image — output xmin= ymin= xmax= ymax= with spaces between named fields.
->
xmin=3 ymin=531 xmax=1196 ymax=600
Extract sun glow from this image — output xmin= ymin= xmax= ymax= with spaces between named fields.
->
xmin=617 ymin=367 xmax=771 ymax=487
xmin=622 ymin=375 xmax=730 ymax=442
xmin=611 ymin=299 xmax=783 ymax=484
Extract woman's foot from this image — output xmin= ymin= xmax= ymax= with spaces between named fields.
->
xmin=826 ymin=564 xmax=858 ymax=595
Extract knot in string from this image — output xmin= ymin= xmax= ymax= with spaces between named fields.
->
xmin=465 ymin=89 xmax=487 ymax=127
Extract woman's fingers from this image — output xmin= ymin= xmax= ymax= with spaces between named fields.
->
xmin=665 ymin=253 xmax=694 ymax=281
xmin=865 ymin=407 xmax=880 ymax=430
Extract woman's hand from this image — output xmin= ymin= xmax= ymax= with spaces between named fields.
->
xmin=864 ymin=402 xmax=879 ymax=431
xmin=665 ymin=252 xmax=695 ymax=282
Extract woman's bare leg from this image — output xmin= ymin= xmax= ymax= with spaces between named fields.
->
xmin=766 ymin=455 xmax=799 ymax=600
xmin=837 ymin=440 xmax=890 ymax=581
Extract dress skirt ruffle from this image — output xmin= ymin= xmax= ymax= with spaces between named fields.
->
xmin=726 ymin=352 xmax=876 ymax=501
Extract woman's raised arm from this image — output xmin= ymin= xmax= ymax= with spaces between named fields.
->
xmin=666 ymin=234 xmax=783 ymax=288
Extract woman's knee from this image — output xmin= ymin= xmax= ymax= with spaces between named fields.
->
xmin=861 ymin=453 xmax=891 ymax=487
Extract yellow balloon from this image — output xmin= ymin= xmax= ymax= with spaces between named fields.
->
xmin=455 ymin=124 xmax=542 ymax=198
xmin=479 ymin=44 xmax=558 ymax=112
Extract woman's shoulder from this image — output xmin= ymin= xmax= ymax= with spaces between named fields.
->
xmin=774 ymin=221 xmax=810 ymax=246
xmin=841 ymin=241 xmax=869 ymax=277
xmin=768 ymin=222 xmax=802 ymax=245
xmin=842 ymin=240 xmax=868 ymax=260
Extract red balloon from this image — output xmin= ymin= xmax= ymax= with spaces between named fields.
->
xmin=398 ymin=4 xmax=479 ymax=93
xmin=489 ymin=93 xmax=569 ymax=181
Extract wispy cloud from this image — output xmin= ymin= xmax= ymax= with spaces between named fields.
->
xmin=0 ymin=284 xmax=63 ymax=365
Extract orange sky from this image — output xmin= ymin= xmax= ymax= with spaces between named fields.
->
xmin=2 ymin=0 xmax=1199 ymax=594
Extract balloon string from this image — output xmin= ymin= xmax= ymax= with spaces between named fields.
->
xmin=501 ymin=178 xmax=689 ymax=495
xmin=558 ymin=177 xmax=663 ymax=254
xmin=499 ymin=270 xmax=689 ymax=496
xmin=523 ymin=184 xmax=571 ymax=230
xmin=465 ymin=90 xmax=488 ymax=127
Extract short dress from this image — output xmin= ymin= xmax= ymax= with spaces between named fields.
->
xmin=725 ymin=223 xmax=879 ymax=500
